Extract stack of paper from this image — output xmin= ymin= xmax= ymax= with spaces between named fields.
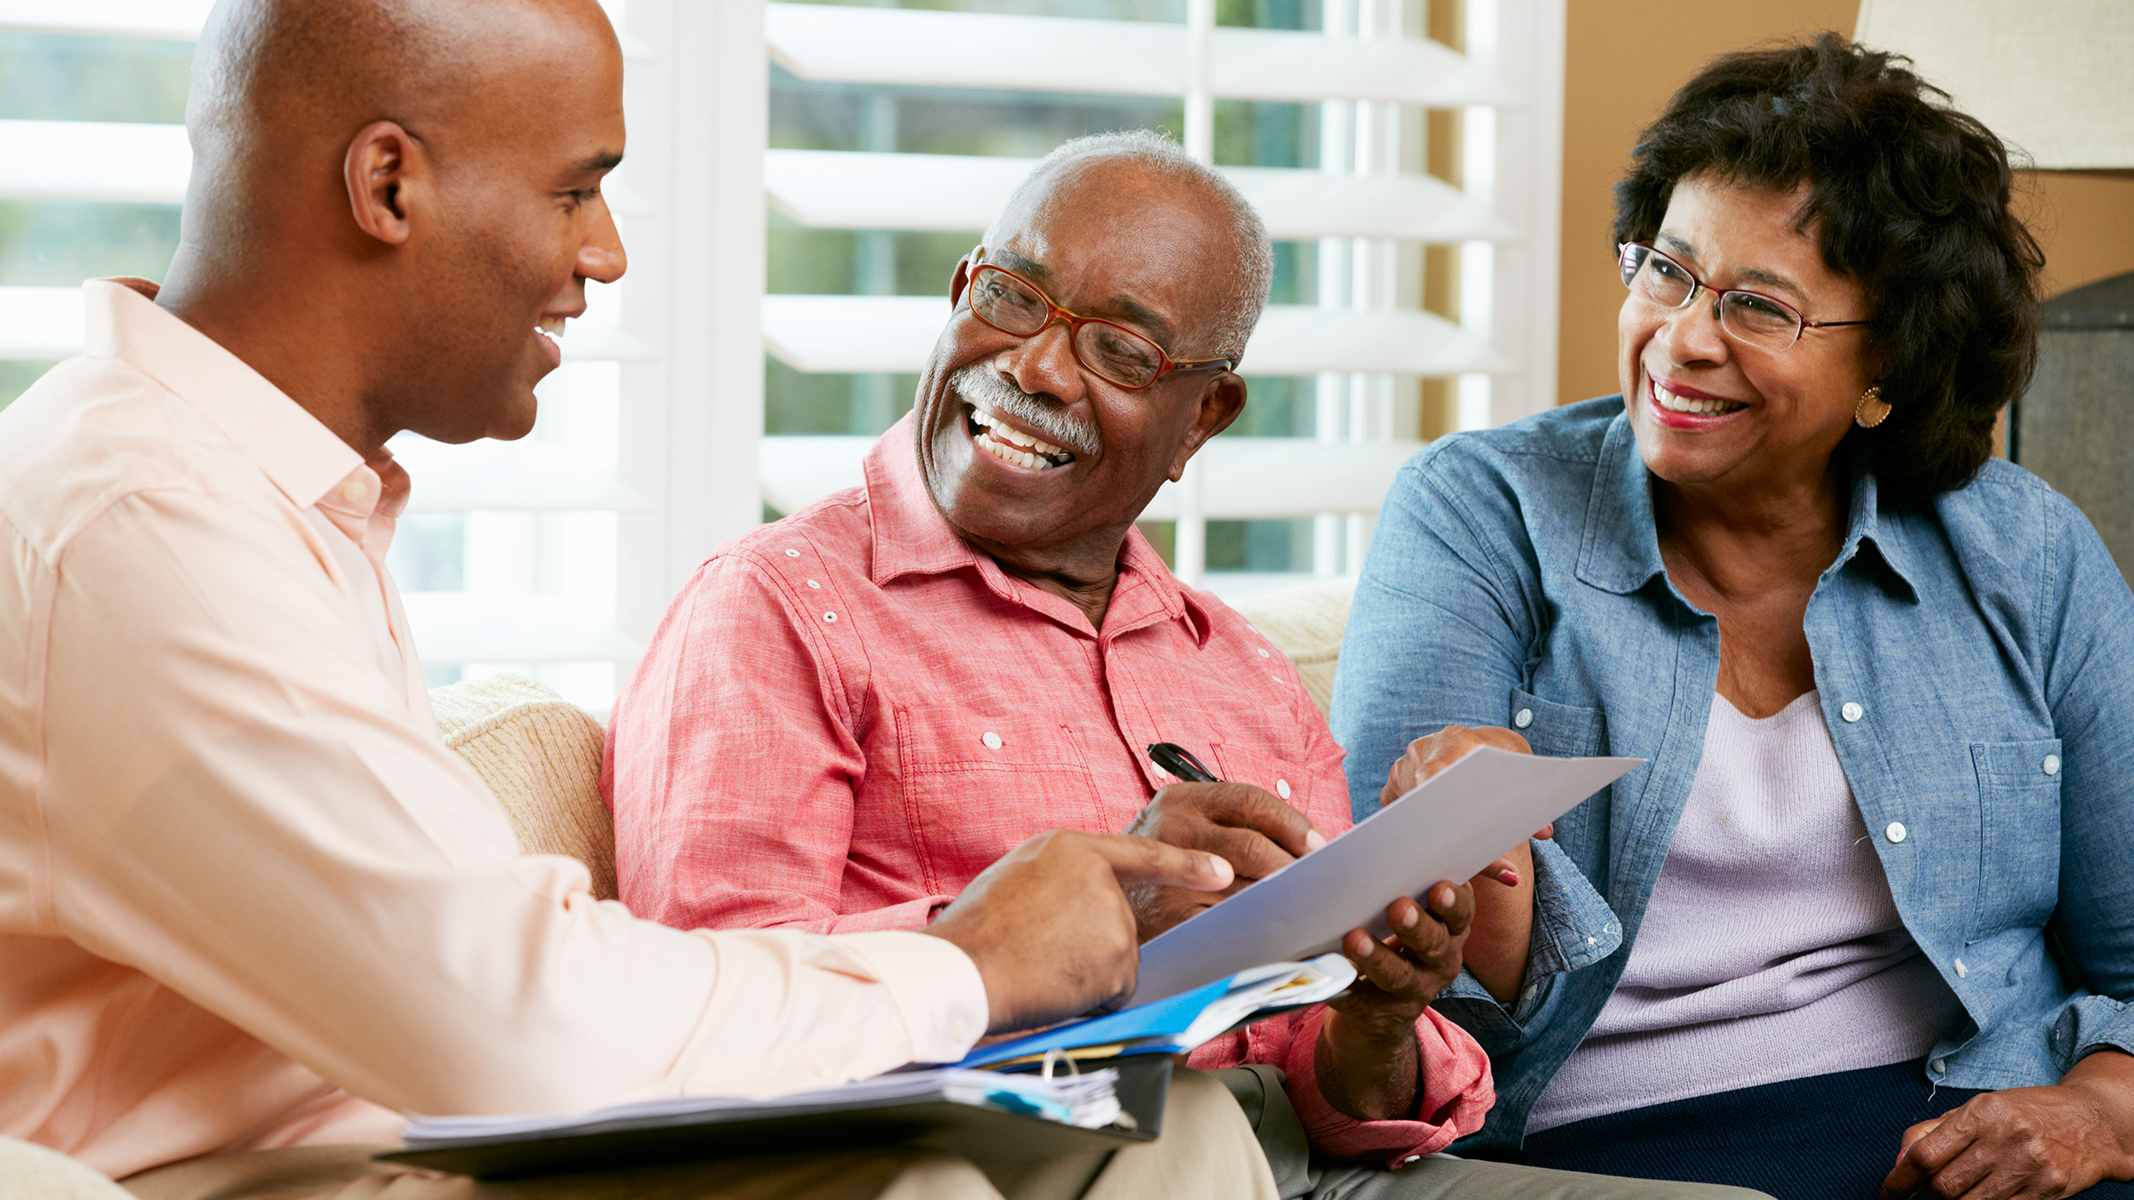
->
xmin=956 ymin=954 xmax=1356 ymax=1070
xmin=401 ymin=1066 xmax=1124 ymax=1149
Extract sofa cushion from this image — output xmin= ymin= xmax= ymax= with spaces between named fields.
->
xmin=1223 ymin=577 xmax=1356 ymax=720
xmin=430 ymin=674 xmax=617 ymax=900
xmin=0 ymin=1136 xmax=134 ymax=1199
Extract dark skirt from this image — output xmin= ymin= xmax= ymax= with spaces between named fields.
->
xmin=1485 ymin=1059 xmax=2134 ymax=1200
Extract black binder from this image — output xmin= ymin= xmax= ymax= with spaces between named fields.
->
xmin=377 ymin=1056 xmax=1172 ymax=1181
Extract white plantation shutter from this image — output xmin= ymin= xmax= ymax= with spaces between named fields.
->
xmin=756 ymin=0 xmax=1562 ymax=592
xmin=0 ymin=0 xmax=1563 ymax=700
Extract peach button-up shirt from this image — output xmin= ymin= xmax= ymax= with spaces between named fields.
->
xmin=0 ymin=280 xmax=988 ymax=1180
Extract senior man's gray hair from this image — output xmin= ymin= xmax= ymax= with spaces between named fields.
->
xmin=983 ymin=129 xmax=1274 ymax=364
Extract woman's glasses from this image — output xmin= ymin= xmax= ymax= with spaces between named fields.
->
xmin=964 ymin=260 xmax=1235 ymax=390
xmin=1618 ymin=242 xmax=1870 ymax=352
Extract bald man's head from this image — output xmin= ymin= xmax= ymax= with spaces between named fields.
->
xmin=165 ymin=0 xmax=627 ymax=452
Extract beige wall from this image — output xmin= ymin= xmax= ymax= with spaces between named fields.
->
xmin=1555 ymin=0 xmax=2134 ymax=406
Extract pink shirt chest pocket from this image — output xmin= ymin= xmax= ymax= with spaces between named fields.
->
xmin=887 ymin=705 xmax=1107 ymax=896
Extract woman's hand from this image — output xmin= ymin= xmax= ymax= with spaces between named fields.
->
xmin=1312 ymin=882 xmax=1471 ymax=1122
xmin=1882 ymin=1051 xmax=2134 ymax=1199
xmin=1381 ymin=725 xmax=1546 ymax=1003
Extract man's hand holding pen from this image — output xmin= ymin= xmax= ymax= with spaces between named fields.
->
xmin=1122 ymin=778 xmax=1327 ymax=942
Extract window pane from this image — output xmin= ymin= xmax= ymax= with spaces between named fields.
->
xmin=0 ymin=201 xmax=182 ymax=287
xmin=0 ymin=33 xmax=190 ymax=123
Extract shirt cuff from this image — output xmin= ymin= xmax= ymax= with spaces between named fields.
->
xmin=1436 ymin=837 xmax=1619 ymax=1054
xmin=2053 ymin=995 xmax=2134 ymax=1073
xmin=832 ymin=931 xmax=989 ymax=1064
xmin=1277 ymin=1005 xmax=1493 ymax=1167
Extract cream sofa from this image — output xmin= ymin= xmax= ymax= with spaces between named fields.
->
xmin=0 ymin=578 xmax=1357 ymax=1192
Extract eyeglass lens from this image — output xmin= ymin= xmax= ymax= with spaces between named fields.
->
xmin=969 ymin=267 xmax=1166 ymax=388
xmin=1620 ymin=245 xmax=1804 ymax=350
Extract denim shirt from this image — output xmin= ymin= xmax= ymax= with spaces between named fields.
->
xmin=1331 ymin=397 xmax=2134 ymax=1149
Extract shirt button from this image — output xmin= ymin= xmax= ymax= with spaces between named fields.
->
xmin=822 ymin=611 xmax=838 ymax=623
xmin=1885 ymin=821 xmax=1907 ymax=844
xmin=1954 ymin=958 xmax=1968 ymax=979
xmin=806 ymin=579 xmax=821 ymax=589
xmin=1931 ymin=1058 xmax=1946 ymax=1074
xmin=1841 ymin=701 xmax=1863 ymax=723
xmin=340 ymin=479 xmax=368 ymax=503
xmin=1257 ymin=647 xmax=1271 ymax=658
xmin=1514 ymin=708 xmax=1534 ymax=729
xmin=2044 ymin=754 xmax=2061 ymax=776
xmin=1276 ymin=779 xmax=1291 ymax=800
xmin=982 ymin=731 xmax=1003 ymax=750
xmin=785 ymin=548 xmax=801 ymax=557
xmin=1400 ymin=1155 xmax=1422 ymax=1166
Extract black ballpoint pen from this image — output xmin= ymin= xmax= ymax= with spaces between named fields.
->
xmin=1147 ymin=742 xmax=1220 ymax=784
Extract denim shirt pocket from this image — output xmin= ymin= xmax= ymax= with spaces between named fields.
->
xmin=1966 ymin=738 xmax=2064 ymax=943
xmin=1508 ymin=688 xmax=1606 ymax=759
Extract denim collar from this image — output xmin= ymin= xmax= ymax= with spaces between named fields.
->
xmin=1574 ymin=410 xmax=1920 ymax=602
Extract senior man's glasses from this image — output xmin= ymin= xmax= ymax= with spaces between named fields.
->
xmin=1618 ymin=242 xmax=1870 ymax=353
xmin=962 ymin=261 xmax=1235 ymax=391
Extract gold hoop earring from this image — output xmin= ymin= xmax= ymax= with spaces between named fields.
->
xmin=1853 ymin=385 xmax=1892 ymax=429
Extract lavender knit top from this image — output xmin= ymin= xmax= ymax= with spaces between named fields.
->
xmin=1528 ymin=691 xmax=1964 ymax=1132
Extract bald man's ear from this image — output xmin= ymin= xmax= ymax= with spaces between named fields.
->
xmin=344 ymin=120 xmax=428 ymax=247
xmin=1166 ymin=372 xmax=1247 ymax=482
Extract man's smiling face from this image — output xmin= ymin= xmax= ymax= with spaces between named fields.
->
xmin=912 ymin=158 xmax=1246 ymax=573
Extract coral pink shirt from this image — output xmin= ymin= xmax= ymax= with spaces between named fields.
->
xmin=0 ymin=282 xmax=987 ymax=1179
xmin=606 ymin=418 xmax=1492 ymax=1165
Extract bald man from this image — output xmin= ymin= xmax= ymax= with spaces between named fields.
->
xmin=0 ymin=2 xmax=1278 ymax=1198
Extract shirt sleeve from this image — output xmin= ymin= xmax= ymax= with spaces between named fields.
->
xmin=1330 ymin=453 xmax=1621 ymax=1047
xmin=38 ymin=491 xmax=987 ymax=1118
xmin=605 ymin=551 xmax=957 ymax=935
xmin=2034 ymin=491 xmax=2134 ymax=1069
xmin=1186 ymin=1006 xmax=1492 ymax=1166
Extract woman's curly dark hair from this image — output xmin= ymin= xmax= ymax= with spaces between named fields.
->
xmin=1615 ymin=33 xmax=2045 ymax=499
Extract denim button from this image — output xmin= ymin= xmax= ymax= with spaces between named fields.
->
xmin=2044 ymin=754 xmax=2061 ymax=776
xmin=1955 ymin=958 xmax=1968 ymax=979
xmin=1514 ymin=708 xmax=1535 ymax=729
xmin=1931 ymin=1058 xmax=1946 ymax=1073
xmin=1885 ymin=821 xmax=1908 ymax=843
xmin=1841 ymin=701 xmax=1863 ymax=723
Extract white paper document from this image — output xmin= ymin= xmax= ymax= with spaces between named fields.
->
xmin=1129 ymin=747 xmax=1641 ymax=1005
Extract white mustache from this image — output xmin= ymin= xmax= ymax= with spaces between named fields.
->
xmin=950 ymin=365 xmax=1100 ymax=458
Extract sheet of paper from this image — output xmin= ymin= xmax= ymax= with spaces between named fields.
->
xmin=1129 ymin=747 xmax=1641 ymax=1005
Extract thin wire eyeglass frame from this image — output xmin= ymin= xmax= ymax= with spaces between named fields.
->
xmin=1617 ymin=242 xmax=1872 ymax=352
xmin=962 ymin=256 xmax=1237 ymax=391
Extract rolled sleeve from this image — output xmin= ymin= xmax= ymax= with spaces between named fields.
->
xmin=1433 ymin=837 xmax=1619 ymax=1052
xmin=1278 ymin=1006 xmax=1492 ymax=1166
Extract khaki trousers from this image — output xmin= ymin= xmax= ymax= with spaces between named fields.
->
xmin=116 ymin=1069 xmax=1278 ymax=1200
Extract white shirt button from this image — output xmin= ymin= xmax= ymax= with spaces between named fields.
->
xmin=1885 ymin=821 xmax=1908 ymax=844
xmin=1400 ymin=1155 xmax=1422 ymax=1166
xmin=1954 ymin=958 xmax=1968 ymax=979
xmin=2044 ymin=754 xmax=2061 ymax=776
xmin=951 ymin=1013 xmax=973 ymax=1043
xmin=785 ymin=548 xmax=801 ymax=557
xmin=1841 ymin=702 xmax=1863 ymax=723
xmin=1257 ymin=647 xmax=1271 ymax=658
xmin=822 ymin=611 xmax=837 ymax=623
xmin=1275 ymin=779 xmax=1291 ymax=800
xmin=1931 ymin=1058 xmax=1946 ymax=1074
xmin=1514 ymin=708 xmax=1534 ymax=729
xmin=982 ymin=731 xmax=1003 ymax=750
xmin=340 ymin=479 xmax=368 ymax=503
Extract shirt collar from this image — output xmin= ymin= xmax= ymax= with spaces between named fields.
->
xmin=862 ymin=415 xmax=1211 ymax=643
xmin=1574 ymin=406 xmax=1921 ymax=601
xmin=84 ymin=278 xmax=366 ymax=514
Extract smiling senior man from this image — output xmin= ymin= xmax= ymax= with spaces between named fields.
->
xmin=606 ymin=134 xmax=1756 ymax=1200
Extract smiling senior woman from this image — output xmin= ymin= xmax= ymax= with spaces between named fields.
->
xmin=1331 ymin=35 xmax=2134 ymax=1200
